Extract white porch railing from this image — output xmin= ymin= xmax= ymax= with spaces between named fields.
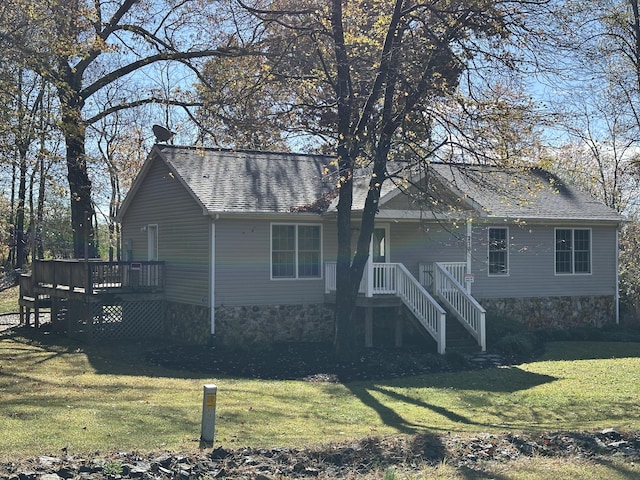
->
xmin=434 ymin=262 xmax=486 ymax=351
xmin=325 ymin=262 xmax=447 ymax=354
xmin=419 ymin=262 xmax=467 ymax=291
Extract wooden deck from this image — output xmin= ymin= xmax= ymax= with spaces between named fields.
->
xmin=19 ymin=259 xmax=165 ymax=336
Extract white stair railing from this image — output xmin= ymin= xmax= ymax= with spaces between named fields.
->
xmin=324 ymin=262 xmax=447 ymax=354
xmin=395 ymin=264 xmax=447 ymax=354
xmin=434 ymin=262 xmax=486 ymax=351
xmin=438 ymin=262 xmax=467 ymax=286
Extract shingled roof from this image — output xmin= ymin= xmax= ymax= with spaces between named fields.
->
xmin=154 ymin=145 xmax=336 ymax=214
xmin=120 ymin=145 xmax=623 ymax=224
xmin=429 ymin=164 xmax=623 ymax=222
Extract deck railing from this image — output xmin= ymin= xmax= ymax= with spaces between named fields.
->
xmin=31 ymin=259 xmax=164 ymax=294
xmin=434 ymin=262 xmax=486 ymax=351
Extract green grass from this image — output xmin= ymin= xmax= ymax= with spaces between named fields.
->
xmin=0 ymin=334 xmax=639 ymax=478
xmin=0 ymin=285 xmax=19 ymax=313
xmin=391 ymin=458 xmax=640 ymax=479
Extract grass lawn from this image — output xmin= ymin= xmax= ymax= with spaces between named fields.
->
xmin=0 ymin=332 xmax=638 ymax=478
xmin=0 ymin=285 xmax=19 ymax=313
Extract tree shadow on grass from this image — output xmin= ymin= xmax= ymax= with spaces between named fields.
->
xmin=345 ymin=382 xmax=478 ymax=435
xmin=342 ymin=367 xmax=557 ymax=435
xmin=0 ymin=326 xmax=214 ymax=380
xmin=410 ymin=366 xmax=558 ymax=392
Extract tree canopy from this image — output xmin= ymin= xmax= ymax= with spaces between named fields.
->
xmin=195 ymin=0 xmax=549 ymax=358
xmin=0 ymin=0 xmax=246 ymax=258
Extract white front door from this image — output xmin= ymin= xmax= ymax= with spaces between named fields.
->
xmin=371 ymin=226 xmax=390 ymax=291
xmin=372 ymin=227 xmax=388 ymax=263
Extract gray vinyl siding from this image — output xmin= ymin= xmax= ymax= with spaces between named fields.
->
xmin=470 ymin=223 xmax=618 ymax=298
xmin=214 ymin=217 xmax=328 ymax=306
xmin=386 ymin=221 xmax=467 ymax=278
xmin=375 ymin=219 xmax=616 ymax=299
xmin=120 ymin=156 xmax=210 ymax=306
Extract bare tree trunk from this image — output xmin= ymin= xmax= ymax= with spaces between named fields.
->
xmin=60 ymin=86 xmax=97 ymax=258
xmin=65 ymin=133 xmax=97 ymax=258
xmin=15 ymin=150 xmax=28 ymax=269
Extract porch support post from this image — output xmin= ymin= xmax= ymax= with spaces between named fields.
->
xmin=365 ymin=254 xmax=373 ymax=297
xmin=394 ymin=307 xmax=403 ymax=348
xmin=365 ymin=307 xmax=373 ymax=348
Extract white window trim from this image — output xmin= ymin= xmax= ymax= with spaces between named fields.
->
xmin=487 ymin=226 xmax=509 ymax=277
xmin=554 ymin=227 xmax=592 ymax=276
xmin=270 ymin=223 xmax=323 ymax=280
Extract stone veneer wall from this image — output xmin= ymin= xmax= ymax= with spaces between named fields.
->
xmin=215 ymin=304 xmax=334 ymax=349
xmin=165 ymin=301 xmax=334 ymax=347
xmin=165 ymin=301 xmax=212 ymax=344
xmin=480 ymin=295 xmax=616 ymax=330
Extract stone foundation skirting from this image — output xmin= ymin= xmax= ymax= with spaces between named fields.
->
xmin=164 ymin=301 xmax=334 ymax=348
xmin=215 ymin=304 xmax=334 ymax=349
xmin=480 ymin=295 xmax=616 ymax=330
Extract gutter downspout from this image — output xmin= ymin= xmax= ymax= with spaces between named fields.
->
xmin=210 ymin=214 xmax=219 ymax=335
xmin=616 ymin=226 xmax=620 ymax=324
xmin=466 ymin=219 xmax=472 ymax=294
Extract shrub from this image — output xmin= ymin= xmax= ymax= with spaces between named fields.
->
xmin=494 ymin=332 xmax=537 ymax=358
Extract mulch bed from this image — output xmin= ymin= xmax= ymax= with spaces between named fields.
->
xmin=144 ymin=342 xmax=490 ymax=382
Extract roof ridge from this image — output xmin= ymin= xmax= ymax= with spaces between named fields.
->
xmin=156 ymin=144 xmax=334 ymax=160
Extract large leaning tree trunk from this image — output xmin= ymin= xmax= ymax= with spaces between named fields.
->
xmin=329 ymin=0 xmax=509 ymax=361
xmin=331 ymin=0 xmax=403 ymax=361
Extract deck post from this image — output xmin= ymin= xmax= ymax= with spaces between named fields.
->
xmin=34 ymin=299 xmax=40 ymax=329
xmin=365 ymin=307 xmax=373 ymax=348
xmin=394 ymin=309 xmax=403 ymax=348
xmin=85 ymin=257 xmax=92 ymax=295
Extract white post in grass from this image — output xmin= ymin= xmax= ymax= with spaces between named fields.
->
xmin=201 ymin=384 xmax=217 ymax=444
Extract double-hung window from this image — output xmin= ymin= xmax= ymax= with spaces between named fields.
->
xmin=271 ymin=224 xmax=322 ymax=279
xmin=488 ymin=227 xmax=509 ymax=275
xmin=555 ymin=228 xmax=591 ymax=274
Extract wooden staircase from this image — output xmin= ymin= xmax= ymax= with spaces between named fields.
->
xmin=445 ymin=313 xmax=481 ymax=353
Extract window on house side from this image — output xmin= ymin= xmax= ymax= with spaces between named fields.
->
xmin=488 ymin=227 xmax=508 ymax=275
xmin=555 ymin=228 xmax=591 ymax=274
xmin=272 ymin=224 xmax=321 ymax=279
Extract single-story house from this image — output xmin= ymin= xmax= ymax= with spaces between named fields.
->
xmin=117 ymin=144 xmax=624 ymax=352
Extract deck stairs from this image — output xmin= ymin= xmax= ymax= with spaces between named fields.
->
xmin=445 ymin=312 xmax=482 ymax=353
xmin=326 ymin=261 xmax=486 ymax=354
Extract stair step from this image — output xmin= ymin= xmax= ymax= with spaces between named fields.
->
xmin=445 ymin=315 xmax=480 ymax=353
